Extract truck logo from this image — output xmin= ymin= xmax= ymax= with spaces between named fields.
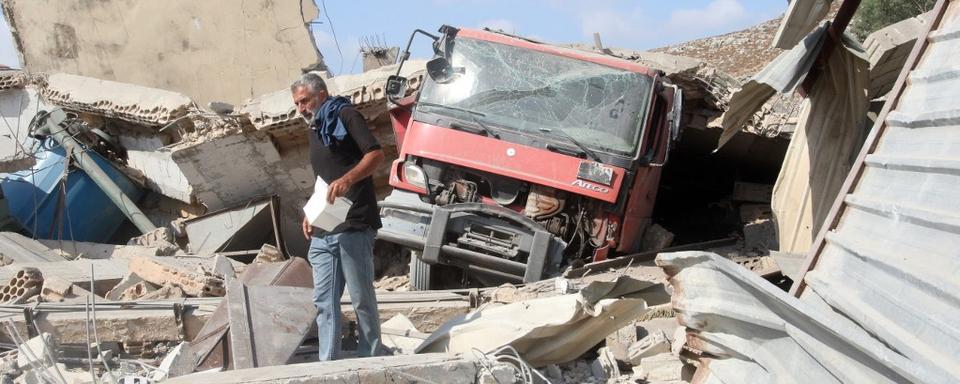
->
xmin=572 ymin=179 xmax=610 ymax=193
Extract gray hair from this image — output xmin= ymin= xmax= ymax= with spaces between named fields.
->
xmin=290 ymin=73 xmax=328 ymax=94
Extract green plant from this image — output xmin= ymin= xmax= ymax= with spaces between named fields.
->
xmin=851 ymin=0 xmax=936 ymax=41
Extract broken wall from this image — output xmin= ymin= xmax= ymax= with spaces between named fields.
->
xmin=1 ymin=0 xmax=323 ymax=106
xmin=0 ymin=76 xmax=47 ymax=172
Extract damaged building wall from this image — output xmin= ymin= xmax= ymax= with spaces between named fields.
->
xmin=0 ymin=72 xmax=47 ymax=172
xmin=0 ymin=0 xmax=324 ymax=106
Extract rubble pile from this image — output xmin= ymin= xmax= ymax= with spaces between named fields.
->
xmin=0 ymin=0 xmax=954 ymax=382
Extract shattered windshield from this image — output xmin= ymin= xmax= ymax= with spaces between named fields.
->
xmin=417 ymin=37 xmax=654 ymax=156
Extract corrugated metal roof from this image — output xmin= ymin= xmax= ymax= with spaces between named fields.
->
xmin=772 ymin=0 xmax=833 ymax=49
xmin=716 ymin=24 xmax=827 ymax=149
xmin=793 ymin=0 xmax=960 ymax=378
xmin=658 ymin=1 xmax=960 ymax=382
xmin=657 ymin=251 xmax=948 ymax=383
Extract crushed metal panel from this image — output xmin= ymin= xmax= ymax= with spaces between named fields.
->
xmin=716 ymin=25 xmax=827 ymax=149
xmin=183 ymin=196 xmax=284 ymax=256
xmin=793 ymin=0 xmax=960 ymax=380
xmin=656 ymin=251 xmax=953 ymax=383
xmin=226 ymin=281 xmax=316 ymax=369
xmin=773 ymin=0 xmax=833 ymax=49
xmin=191 ymin=257 xmax=313 ymax=371
xmin=1 ymin=0 xmax=323 ymax=106
xmin=772 ymin=36 xmax=870 ymax=254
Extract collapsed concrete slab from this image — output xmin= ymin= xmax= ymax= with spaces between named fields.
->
xmin=239 ymin=61 xmax=427 ymax=132
xmin=128 ymin=255 xmax=224 ymax=297
xmin=41 ymin=73 xmax=194 ymax=126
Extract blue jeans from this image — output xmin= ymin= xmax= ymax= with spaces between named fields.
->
xmin=307 ymin=228 xmax=381 ymax=360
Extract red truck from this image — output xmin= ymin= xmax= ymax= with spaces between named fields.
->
xmin=380 ymin=25 xmax=682 ymax=290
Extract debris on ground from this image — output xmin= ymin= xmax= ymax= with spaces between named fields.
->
xmin=0 ymin=0 xmax=954 ymax=383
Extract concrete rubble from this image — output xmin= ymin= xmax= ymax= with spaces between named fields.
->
xmin=0 ymin=0 xmax=951 ymax=383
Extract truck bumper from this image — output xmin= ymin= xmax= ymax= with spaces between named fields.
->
xmin=377 ymin=190 xmax=566 ymax=283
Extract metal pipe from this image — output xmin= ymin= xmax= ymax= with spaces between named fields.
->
xmin=441 ymin=245 xmax=528 ymax=276
xmin=37 ymin=110 xmax=157 ymax=234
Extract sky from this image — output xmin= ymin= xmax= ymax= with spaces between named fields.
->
xmin=0 ymin=0 xmax=787 ymax=74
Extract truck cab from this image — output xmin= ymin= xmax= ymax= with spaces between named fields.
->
xmin=380 ymin=25 xmax=682 ymax=289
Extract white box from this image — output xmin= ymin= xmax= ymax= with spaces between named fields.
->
xmin=303 ymin=176 xmax=353 ymax=232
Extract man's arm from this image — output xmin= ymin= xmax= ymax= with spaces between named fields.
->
xmin=326 ymin=149 xmax=384 ymax=203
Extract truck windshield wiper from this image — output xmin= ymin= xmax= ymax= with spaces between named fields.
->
xmin=418 ymin=102 xmax=499 ymax=138
xmin=450 ymin=116 xmax=499 ymax=139
xmin=539 ymin=127 xmax=601 ymax=162
xmin=417 ymin=101 xmax=486 ymax=117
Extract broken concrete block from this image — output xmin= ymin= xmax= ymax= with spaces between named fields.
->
xmin=119 ymin=281 xmax=159 ymax=301
xmin=40 ymin=276 xmax=73 ymax=302
xmin=1 ymin=267 xmax=43 ymax=304
xmin=138 ymin=284 xmax=187 ymax=300
xmin=213 ymin=255 xmax=236 ymax=280
xmin=105 ymin=273 xmax=146 ymax=301
xmin=381 ymin=314 xmax=428 ymax=355
xmin=128 ymin=255 xmax=224 ymax=297
xmin=128 ymin=227 xmax=179 ymax=256
xmin=477 ymin=363 xmax=520 ymax=384
xmin=151 ymin=342 xmax=194 ymax=381
xmin=253 ymin=244 xmax=284 ymax=264
xmin=636 ymin=353 xmax=688 ymax=382
xmin=590 ymin=347 xmax=620 ymax=381
xmin=605 ymin=320 xmax=639 ymax=363
xmin=0 ymin=259 xmax=128 ymax=296
xmin=16 ymin=333 xmax=54 ymax=369
xmin=627 ymin=330 xmax=672 ymax=365
xmin=743 ymin=218 xmax=779 ymax=251
xmin=640 ymin=224 xmax=674 ymax=252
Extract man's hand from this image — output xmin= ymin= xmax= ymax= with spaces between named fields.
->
xmin=326 ymin=176 xmax=353 ymax=204
xmin=302 ymin=216 xmax=313 ymax=240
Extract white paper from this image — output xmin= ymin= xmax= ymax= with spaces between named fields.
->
xmin=303 ymin=176 xmax=353 ymax=231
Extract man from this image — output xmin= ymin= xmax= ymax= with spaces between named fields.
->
xmin=291 ymin=73 xmax=384 ymax=360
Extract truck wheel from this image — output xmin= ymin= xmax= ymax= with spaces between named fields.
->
xmin=408 ymin=250 xmax=432 ymax=291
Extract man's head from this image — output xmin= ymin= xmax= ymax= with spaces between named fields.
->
xmin=291 ymin=73 xmax=329 ymax=123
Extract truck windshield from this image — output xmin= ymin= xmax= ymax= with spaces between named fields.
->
xmin=417 ymin=37 xmax=655 ymax=156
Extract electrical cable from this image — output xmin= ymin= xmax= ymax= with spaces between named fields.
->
xmin=320 ymin=0 xmax=344 ymax=74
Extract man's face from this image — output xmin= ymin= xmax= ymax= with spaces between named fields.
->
xmin=293 ymin=86 xmax=327 ymax=123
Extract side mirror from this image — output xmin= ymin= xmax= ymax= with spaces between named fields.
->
xmin=386 ymin=75 xmax=408 ymax=99
xmin=426 ymin=57 xmax=458 ymax=84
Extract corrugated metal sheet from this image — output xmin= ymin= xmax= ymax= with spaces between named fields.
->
xmin=772 ymin=0 xmax=833 ymax=49
xmin=716 ymin=25 xmax=827 ymax=149
xmin=794 ymin=0 xmax=960 ymax=377
xmin=658 ymin=1 xmax=960 ymax=383
xmin=771 ymin=35 xmax=870 ymax=254
xmin=657 ymin=251 xmax=949 ymax=383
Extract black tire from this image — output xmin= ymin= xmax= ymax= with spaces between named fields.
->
xmin=408 ymin=250 xmax=432 ymax=291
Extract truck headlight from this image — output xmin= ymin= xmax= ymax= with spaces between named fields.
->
xmin=402 ymin=161 xmax=427 ymax=190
